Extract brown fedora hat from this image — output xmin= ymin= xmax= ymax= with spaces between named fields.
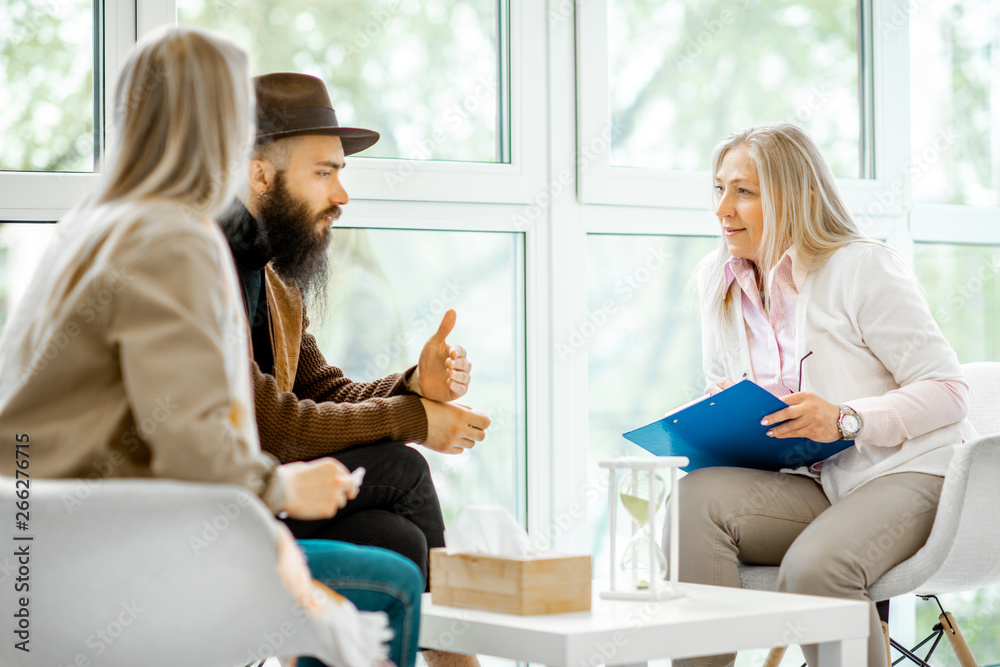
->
xmin=253 ymin=72 xmax=379 ymax=155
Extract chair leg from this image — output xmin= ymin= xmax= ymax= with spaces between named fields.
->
xmin=763 ymin=646 xmax=787 ymax=667
xmin=882 ymin=621 xmax=892 ymax=667
xmin=939 ymin=611 xmax=977 ymax=667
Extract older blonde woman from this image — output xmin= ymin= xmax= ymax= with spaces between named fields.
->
xmin=671 ymin=123 xmax=975 ymax=667
xmin=0 ymin=26 xmax=420 ymax=667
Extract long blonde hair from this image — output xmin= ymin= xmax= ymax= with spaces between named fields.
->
xmin=94 ymin=26 xmax=252 ymax=217
xmin=703 ymin=123 xmax=863 ymax=323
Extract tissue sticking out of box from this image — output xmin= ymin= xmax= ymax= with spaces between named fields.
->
xmin=444 ymin=505 xmax=534 ymax=558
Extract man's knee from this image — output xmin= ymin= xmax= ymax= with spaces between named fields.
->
xmin=391 ymin=442 xmax=432 ymax=476
xmin=380 ymin=516 xmax=430 ymax=582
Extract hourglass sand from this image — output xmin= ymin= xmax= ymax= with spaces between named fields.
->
xmin=619 ymin=470 xmax=667 ymax=589
xmin=599 ymin=457 xmax=687 ymax=601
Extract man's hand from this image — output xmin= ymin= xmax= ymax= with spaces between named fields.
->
xmin=413 ymin=309 xmax=471 ymax=402
xmin=420 ymin=397 xmax=491 ymax=454
xmin=761 ymin=392 xmax=841 ymax=443
xmin=278 ymin=458 xmax=359 ymax=520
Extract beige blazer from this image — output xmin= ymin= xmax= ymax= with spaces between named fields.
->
xmin=0 ymin=199 xmax=284 ymax=511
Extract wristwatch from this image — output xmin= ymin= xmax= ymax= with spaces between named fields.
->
xmin=837 ymin=404 xmax=862 ymax=440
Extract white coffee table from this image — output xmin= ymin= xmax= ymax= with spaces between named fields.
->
xmin=419 ymin=582 xmax=868 ymax=666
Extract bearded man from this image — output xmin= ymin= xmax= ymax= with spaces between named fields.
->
xmin=219 ymin=73 xmax=490 ymax=667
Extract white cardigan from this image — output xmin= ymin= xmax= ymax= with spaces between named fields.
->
xmin=697 ymin=241 xmax=977 ymax=502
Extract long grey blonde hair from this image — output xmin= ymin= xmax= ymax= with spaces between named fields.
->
xmin=703 ymin=123 xmax=863 ymax=325
xmin=93 ymin=25 xmax=252 ymax=217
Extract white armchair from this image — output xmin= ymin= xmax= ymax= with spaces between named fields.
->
xmin=739 ymin=361 xmax=1000 ymax=666
xmin=0 ymin=478 xmax=355 ymax=667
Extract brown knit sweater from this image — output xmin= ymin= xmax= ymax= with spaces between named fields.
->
xmin=252 ymin=318 xmax=429 ymax=463
xmin=221 ymin=203 xmax=428 ymax=463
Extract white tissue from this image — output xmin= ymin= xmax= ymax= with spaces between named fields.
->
xmin=445 ymin=505 xmax=534 ymax=558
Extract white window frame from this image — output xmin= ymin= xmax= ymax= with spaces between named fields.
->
xmin=575 ymin=0 xmax=911 ymax=220
xmin=2 ymin=0 xmax=999 ymax=586
xmin=0 ymin=0 xmax=137 ymax=221
xmin=315 ymin=0 xmax=547 ymax=205
xmin=163 ymin=0 xmax=546 ymax=206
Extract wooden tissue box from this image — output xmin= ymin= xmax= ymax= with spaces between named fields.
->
xmin=429 ymin=547 xmax=592 ymax=615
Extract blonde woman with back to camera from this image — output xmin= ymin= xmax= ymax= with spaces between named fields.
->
xmin=668 ymin=123 xmax=974 ymax=667
xmin=0 ymin=26 xmax=421 ymax=667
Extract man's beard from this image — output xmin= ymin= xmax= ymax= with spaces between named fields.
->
xmin=257 ymin=171 xmax=340 ymax=313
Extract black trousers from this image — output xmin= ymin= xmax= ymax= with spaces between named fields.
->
xmin=283 ymin=441 xmax=446 ymax=590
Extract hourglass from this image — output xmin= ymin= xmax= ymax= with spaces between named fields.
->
xmin=599 ymin=457 xmax=687 ymax=601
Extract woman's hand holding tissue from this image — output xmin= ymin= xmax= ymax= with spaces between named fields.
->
xmin=278 ymin=457 xmax=360 ymax=520
xmin=420 ymin=398 xmax=491 ymax=454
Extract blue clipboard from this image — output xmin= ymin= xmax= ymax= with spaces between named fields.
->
xmin=623 ymin=380 xmax=853 ymax=472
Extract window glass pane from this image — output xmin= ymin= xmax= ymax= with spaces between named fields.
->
xmin=177 ymin=0 xmax=504 ymax=163
xmin=608 ymin=0 xmax=861 ymax=177
xmin=910 ymin=1 xmax=1000 ymax=206
xmin=585 ymin=234 xmax=716 ymax=578
xmin=0 ymin=0 xmax=96 ymax=172
xmin=913 ymin=243 xmax=1000 ymax=363
xmin=310 ymin=228 xmax=525 ymax=524
xmin=0 ymin=224 xmax=58 ymax=337
xmin=585 ymin=233 xmax=800 ymax=666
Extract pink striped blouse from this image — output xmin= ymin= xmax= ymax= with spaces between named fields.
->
xmin=724 ymin=250 xmax=969 ymax=452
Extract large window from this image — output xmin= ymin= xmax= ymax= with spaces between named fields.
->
xmin=177 ymin=0 xmax=506 ymax=163
xmin=0 ymin=224 xmax=57 ymax=335
xmin=911 ymin=241 xmax=1000 ymax=662
xmin=915 ymin=243 xmax=1000 ymax=363
xmin=0 ymin=2 xmax=999 ymax=663
xmin=0 ymin=0 xmax=98 ymax=172
xmin=608 ymin=0 xmax=863 ymax=177
xmin=311 ymin=228 xmax=526 ymax=524
xmin=585 ymin=234 xmax=715 ymax=572
xmin=910 ymin=0 xmax=1000 ymax=206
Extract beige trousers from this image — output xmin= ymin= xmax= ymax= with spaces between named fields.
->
xmin=666 ymin=467 xmax=943 ymax=667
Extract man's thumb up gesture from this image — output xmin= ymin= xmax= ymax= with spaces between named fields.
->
xmin=412 ymin=309 xmax=472 ymax=402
